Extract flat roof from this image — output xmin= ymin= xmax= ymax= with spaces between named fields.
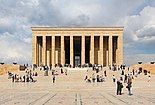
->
xmin=31 ymin=26 xmax=124 ymax=31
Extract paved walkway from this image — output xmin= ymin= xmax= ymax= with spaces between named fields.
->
xmin=0 ymin=68 xmax=155 ymax=105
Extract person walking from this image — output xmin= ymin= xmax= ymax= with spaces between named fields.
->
xmin=124 ymin=74 xmax=127 ymax=83
xmin=126 ymin=76 xmax=132 ymax=95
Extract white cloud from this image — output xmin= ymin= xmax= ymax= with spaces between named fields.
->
xmin=0 ymin=0 xmax=155 ymax=65
xmin=136 ymin=25 xmax=155 ymax=38
xmin=0 ymin=32 xmax=31 ymax=64
xmin=125 ymin=54 xmax=155 ymax=66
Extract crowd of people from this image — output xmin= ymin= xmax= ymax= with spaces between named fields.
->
xmin=7 ymin=63 xmax=151 ymax=96
xmin=8 ymin=69 xmax=37 ymax=83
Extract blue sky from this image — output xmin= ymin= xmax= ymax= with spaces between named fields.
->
xmin=0 ymin=0 xmax=155 ymax=65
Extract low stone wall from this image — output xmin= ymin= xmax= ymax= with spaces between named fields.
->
xmin=131 ymin=63 xmax=155 ymax=74
xmin=0 ymin=64 xmax=24 ymax=75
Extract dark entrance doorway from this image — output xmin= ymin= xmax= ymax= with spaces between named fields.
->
xmin=65 ymin=36 xmax=70 ymax=64
xmin=73 ymin=36 xmax=81 ymax=67
xmin=85 ymin=36 xmax=90 ymax=63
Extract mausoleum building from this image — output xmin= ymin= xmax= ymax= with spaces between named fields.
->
xmin=32 ymin=27 xmax=123 ymax=67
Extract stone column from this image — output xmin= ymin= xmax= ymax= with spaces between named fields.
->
xmin=117 ymin=35 xmax=123 ymax=65
xmin=106 ymin=50 xmax=109 ymax=67
xmin=90 ymin=35 xmax=94 ymax=64
xmin=61 ymin=36 xmax=65 ymax=65
xmin=55 ymin=51 xmax=58 ymax=64
xmin=52 ymin=36 xmax=55 ymax=68
xmin=47 ymin=50 xmax=50 ymax=66
xmin=36 ymin=38 xmax=39 ymax=66
xmin=109 ymin=35 xmax=113 ymax=68
xmin=32 ymin=35 xmax=37 ymax=65
xmin=42 ymin=36 xmax=46 ymax=66
xmin=99 ymin=36 xmax=103 ymax=66
xmin=70 ymin=36 xmax=73 ymax=67
xmin=81 ymin=36 xmax=85 ymax=65
xmin=38 ymin=40 xmax=41 ymax=66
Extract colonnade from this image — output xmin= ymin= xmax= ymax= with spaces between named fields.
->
xmin=32 ymin=35 xmax=123 ymax=68
xmin=32 ymin=27 xmax=123 ymax=68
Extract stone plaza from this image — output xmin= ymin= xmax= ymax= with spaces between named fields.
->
xmin=0 ymin=67 xmax=155 ymax=105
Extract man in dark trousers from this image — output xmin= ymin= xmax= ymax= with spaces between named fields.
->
xmin=52 ymin=75 xmax=55 ymax=83
xmin=61 ymin=68 xmax=63 ymax=74
xmin=117 ymin=80 xmax=120 ymax=95
xmin=104 ymin=70 xmax=107 ymax=77
xmin=12 ymin=75 xmax=15 ymax=82
xmin=117 ymin=80 xmax=123 ymax=95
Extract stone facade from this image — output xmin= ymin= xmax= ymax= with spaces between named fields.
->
xmin=31 ymin=27 xmax=123 ymax=67
xmin=0 ymin=64 xmax=24 ymax=75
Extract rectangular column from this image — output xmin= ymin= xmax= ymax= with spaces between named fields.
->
xmin=61 ymin=36 xmax=65 ymax=65
xmin=47 ymin=50 xmax=50 ymax=66
xmin=70 ymin=36 xmax=73 ymax=67
xmin=32 ymin=35 xmax=37 ymax=65
xmin=38 ymin=40 xmax=41 ymax=66
xmin=81 ymin=36 xmax=85 ymax=65
xmin=117 ymin=35 xmax=123 ymax=65
xmin=90 ymin=35 xmax=94 ymax=64
xmin=52 ymin=36 xmax=55 ymax=68
xmin=36 ymin=38 xmax=38 ymax=66
xmin=42 ymin=36 xmax=46 ymax=66
xmin=99 ymin=36 xmax=103 ymax=65
xmin=106 ymin=50 xmax=109 ymax=67
xmin=109 ymin=35 xmax=113 ymax=67
xmin=55 ymin=51 xmax=58 ymax=64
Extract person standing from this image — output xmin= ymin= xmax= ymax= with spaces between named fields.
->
xmin=121 ymin=70 xmax=124 ymax=75
xmin=92 ymin=73 xmax=95 ymax=83
xmin=52 ymin=74 xmax=55 ymax=83
xmin=12 ymin=74 xmax=15 ymax=82
xmin=132 ymin=69 xmax=135 ymax=75
xmin=84 ymin=75 xmax=88 ymax=82
xmin=104 ymin=70 xmax=107 ymax=77
xmin=30 ymin=75 xmax=34 ymax=82
xmin=148 ymin=75 xmax=151 ymax=82
xmin=119 ymin=82 xmax=123 ymax=95
xmin=124 ymin=74 xmax=127 ymax=83
xmin=116 ymin=80 xmax=121 ymax=95
xmin=61 ymin=68 xmax=63 ymax=74
xmin=23 ymin=75 xmax=25 ymax=82
xmin=112 ymin=75 xmax=116 ymax=82
xmin=116 ymin=80 xmax=123 ymax=95
xmin=97 ymin=75 xmax=100 ymax=82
